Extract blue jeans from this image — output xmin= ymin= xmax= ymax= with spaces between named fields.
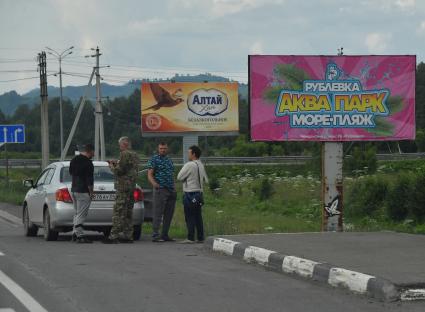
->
xmin=183 ymin=192 xmax=204 ymax=241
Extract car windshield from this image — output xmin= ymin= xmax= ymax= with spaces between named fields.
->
xmin=61 ymin=166 xmax=115 ymax=183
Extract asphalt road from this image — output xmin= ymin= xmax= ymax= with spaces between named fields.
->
xmin=223 ymin=232 xmax=425 ymax=286
xmin=0 ymin=204 xmax=424 ymax=312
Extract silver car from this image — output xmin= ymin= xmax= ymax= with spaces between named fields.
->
xmin=22 ymin=161 xmax=144 ymax=241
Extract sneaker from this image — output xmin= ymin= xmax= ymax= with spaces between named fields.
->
xmin=152 ymin=237 xmax=165 ymax=243
xmin=102 ymin=238 xmax=120 ymax=244
xmin=76 ymin=237 xmax=93 ymax=244
xmin=162 ymin=236 xmax=175 ymax=242
xmin=179 ymin=239 xmax=195 ymax=244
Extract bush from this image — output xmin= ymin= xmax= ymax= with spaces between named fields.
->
xmin=345 ymin=144 xmax=377 ymax=175
xmin=346 ymin=176 xmax=388 ymax=217
xmin=416 ymin=129 xmax=425 ymax=152
xmin=253 ymin=178 xmax=274 ymax=201
xmin=209 ymin=176 xmax=220 ymax=193
xmin=411 ymin=171 xmax=425 ymax=222
xmin=386 ymin=173 xmax=413 ymax=222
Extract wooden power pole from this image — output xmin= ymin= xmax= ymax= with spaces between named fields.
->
xmin=38 ymin=51 xmax=49 ymax=169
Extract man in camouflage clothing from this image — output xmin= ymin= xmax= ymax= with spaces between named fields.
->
xmin=103 ymin=137 xmax=139 ymax=244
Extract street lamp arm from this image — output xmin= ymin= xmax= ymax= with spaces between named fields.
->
xmin=45 ymin=46 xmax=59 ymax=55
xmin=61 ymin=51 xmax=73 ymax=60
xmin=60 ymin=46 xmax=74 ymax=57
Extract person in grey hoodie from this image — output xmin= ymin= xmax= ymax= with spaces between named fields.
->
xmin=177 ymin=145 xmax=208 ymax=243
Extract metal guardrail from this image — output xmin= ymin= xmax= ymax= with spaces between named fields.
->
xmin=1 ymin=153 xmax=425 ymax=168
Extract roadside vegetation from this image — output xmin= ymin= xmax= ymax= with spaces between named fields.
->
xmin=2 ymin=157 xmax=425 ymax=238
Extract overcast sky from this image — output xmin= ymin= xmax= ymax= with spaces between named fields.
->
xmin=0 ymin=0 xmax=424 ymax=94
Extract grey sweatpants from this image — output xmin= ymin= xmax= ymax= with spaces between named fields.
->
xmin=72 ymin=192 xmax=91 ymax=238
xmin=152 ymin=188 xmax=177 ymax=238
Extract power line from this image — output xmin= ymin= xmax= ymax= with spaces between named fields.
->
xmin=0 ymin=75 xmax=54 ymax=83
xmin=0 ymin=59 xmax=37 ymax=63
xmin=0 ymin=70 xmax=38 ymax=73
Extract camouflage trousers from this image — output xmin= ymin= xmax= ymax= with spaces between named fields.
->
xmin=109 ymin=190 xmax=134 ymax=240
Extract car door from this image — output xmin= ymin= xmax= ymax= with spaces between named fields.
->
xmin=43 ymin=167 xmax=57 ymax=209
xmin=27 ymin=169 xmax=52 ymax=224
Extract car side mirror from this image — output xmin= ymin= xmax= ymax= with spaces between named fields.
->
xmin=23 ymin=179 xmax=34 ymax=188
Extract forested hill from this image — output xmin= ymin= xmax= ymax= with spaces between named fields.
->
xmin=0 ymin=73 xmax=248 ymax=116
xmin=0 ymin=64 xmax=424 ymax=158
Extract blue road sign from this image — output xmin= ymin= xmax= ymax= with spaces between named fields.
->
xmin=0 ymin=124 xmax=25 ymax=143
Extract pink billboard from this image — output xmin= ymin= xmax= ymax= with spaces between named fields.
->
xmin=249 ymin=55 xmax=416 ymax=141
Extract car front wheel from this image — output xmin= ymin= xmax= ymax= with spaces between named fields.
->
xmin=23 ymin=204 xmax=38 ymax=237
xmin=43 ymin=208 xmax=58 ymax=241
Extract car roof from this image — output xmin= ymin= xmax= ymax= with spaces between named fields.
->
xmin=50 ymin=161 xmax=109 ymax=168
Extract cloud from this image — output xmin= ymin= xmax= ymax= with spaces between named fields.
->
xmin=365 ymin=32 xmax=392 ymax=53
xmin=395 ymin=0 xmax=415 ymax=10
xmin=249 ymin=41 xmax=264 ymax=54
xmin=127 ymin=18 xmax=164 ymax=34
xmin=418 ymin=21 xmax=425 ymax=35
xmin=174 ymin=0 xmax=285 ymax=18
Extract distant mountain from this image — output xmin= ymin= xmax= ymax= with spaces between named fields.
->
xmin=0 ymin=73 xmax=248 ymax=116
xmin=0 ymin=91 xmax=35 ymax=116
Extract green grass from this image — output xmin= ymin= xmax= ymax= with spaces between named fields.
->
xmin=0 ymin=168 xmax=39 ymax=206
xmin=2 ymin=162 xmax=425 ymax=238
xmin=163 ymin=172 xmax=322 ymax=238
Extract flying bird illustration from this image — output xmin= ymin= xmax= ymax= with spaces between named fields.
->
xmin=324 ymin=197 xmax=341 ymax=217
xmin=143 ymin=84 xmax=184 ymax=111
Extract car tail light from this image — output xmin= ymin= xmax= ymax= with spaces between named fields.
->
xmin=56 ymin=188 xmax=73 ymax=203
xmin=133 ymin=188 xmax=144 ymax=202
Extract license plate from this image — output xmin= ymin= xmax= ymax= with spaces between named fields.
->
xmin=93 ymin=193 xmax=116 ymax=201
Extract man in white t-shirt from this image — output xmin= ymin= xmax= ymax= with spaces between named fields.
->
xmin=177 ymin=145 xmax=208 ymax=243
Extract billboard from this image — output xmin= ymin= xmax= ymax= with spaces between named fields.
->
xmin=249 ymin=55 xmax=416 ymax=141
xmin=141 ymin=82 xmax=239 ymax=135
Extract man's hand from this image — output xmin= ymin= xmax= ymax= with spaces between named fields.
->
xmin=88 ymin=187 xmax=94 ymax=199
xmin=107 ymin=160 xmax=117 ymax=168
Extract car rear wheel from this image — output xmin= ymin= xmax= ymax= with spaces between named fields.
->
xmin=23 ymin=204 xmax=38 ymax=237
xmin=43 ymin=208 xmax=58 ymax=241
xmin=133 ymin=225 xmax=142 ymax=241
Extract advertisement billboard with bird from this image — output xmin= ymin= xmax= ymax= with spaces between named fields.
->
xmin=141 ymin=82 xmax=239 ymax=135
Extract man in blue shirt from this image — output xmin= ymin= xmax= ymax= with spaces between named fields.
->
xmin=147 ymin=142 xmax=177 ymax=242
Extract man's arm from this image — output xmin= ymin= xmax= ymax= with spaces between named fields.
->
xmin=110 ymin=152 xmax=130 ymax=176
xmin=69 ymin=158 xmax=74 ymax=175
xmin=148 ymin=169 xmax=159 ymax=189
xmin=177 ymin=163 xmax=190 ymax=182
xmin=203 ymin=168 xmax=209 ymax=184
xmin=87 ymin=162 xmax=94 ymax=197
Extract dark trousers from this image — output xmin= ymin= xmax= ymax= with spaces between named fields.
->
xmin=183 ymin=193 xmax=204 ymax=241
xmin=152 ymin=188 xmax=177 ymax=238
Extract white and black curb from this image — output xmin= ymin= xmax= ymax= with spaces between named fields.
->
xmin=206 ymin=237 xmax=400 ymax=302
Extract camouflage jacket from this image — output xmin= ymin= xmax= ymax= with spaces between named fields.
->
xmin=111 ymin=149 xmax=140 ymax=192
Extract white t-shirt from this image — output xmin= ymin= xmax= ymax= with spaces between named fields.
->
xmin=177 ymin=160 xmax=208 ymax=192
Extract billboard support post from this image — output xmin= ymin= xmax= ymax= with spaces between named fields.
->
xmin=322 ymin=142 xmax=343 ymax=231
xmin=182 ymin=135 xmax=198 ymax=163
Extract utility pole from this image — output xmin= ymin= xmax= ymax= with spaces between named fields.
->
xmin=90 ymin=47 xmax=105 ymax=161
xmin=321 ymin=47 xmax=345 ymax=232
xmin=46 ymin=46 xmax=74 ymax=156
xmin=38 ymin=51 xmax=49 ymax=169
